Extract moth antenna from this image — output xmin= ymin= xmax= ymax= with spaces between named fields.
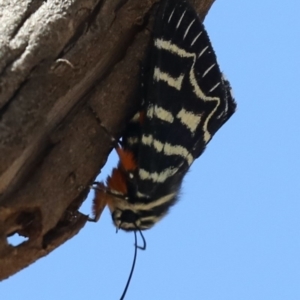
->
xmin=119 ymin=231 xmax=139 ymax=300
xmin=135 ymin=225 xmax=147 ymax=250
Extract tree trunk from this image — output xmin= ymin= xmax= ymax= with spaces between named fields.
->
xmin=0 ymin=0 xmax=214 ymax=280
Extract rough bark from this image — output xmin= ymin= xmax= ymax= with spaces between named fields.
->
xmin=0 ymin=0 xmax=214 ymax=280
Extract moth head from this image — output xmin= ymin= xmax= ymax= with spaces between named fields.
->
xmin=92 ymin=161 xmax=142 ymax=230
xmin=111 ymin=209 xmax=142 ymax=231
xmin=92 ymin=167 xmax=128 ymax=221
xmin=92 ymin=145 xmax=141 ymax=223
xmin=92 ymin=186 xmax=144 ymax=231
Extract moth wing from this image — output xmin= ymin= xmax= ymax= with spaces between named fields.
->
xmin=134 ymin=0 xmax=236 ymax=197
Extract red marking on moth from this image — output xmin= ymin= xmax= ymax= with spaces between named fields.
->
xmin=92 ymin=168 xmax=128 ymax=221
xmin=116 ymin=147 xmax=137 ymax=173
xmin=92 ymin=146 xmax=137 ymax=221
xmin=92 ymin=147 xmax=137 ymax=221
xmin=106 ymin=167 xmax=128 ymax=194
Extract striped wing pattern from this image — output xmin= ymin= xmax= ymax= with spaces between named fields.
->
xmin=94 ymin=0 xmax=236 ymax=231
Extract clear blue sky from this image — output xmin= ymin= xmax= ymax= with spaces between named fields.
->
xmin=3 ymin=0 xmax=300 ymax=299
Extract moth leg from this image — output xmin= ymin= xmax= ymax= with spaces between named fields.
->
xmin=88 ymin=182 xmax=110 ymax=222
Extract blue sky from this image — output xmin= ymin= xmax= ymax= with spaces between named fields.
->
xmin=2 ymin=0 xmax=300 ymax=299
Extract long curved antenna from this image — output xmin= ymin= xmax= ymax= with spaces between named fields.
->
xmin=119 ymin=231 xmax=138 ymax=300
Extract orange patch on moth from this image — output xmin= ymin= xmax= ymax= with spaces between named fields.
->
xmin=116 ymin=147 xmax=137 ymax=172
xmin=92 ymin=182 xmax=109 ymax=222
xmin=92 ymin=174 xmax=127 ymax=221
xmin=92 ymin=147 xmax=134 ymax=222
xmin=107 ymin=168 xmax=128 ymax=195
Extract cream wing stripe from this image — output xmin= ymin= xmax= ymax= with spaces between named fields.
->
xmin=191 ymin=31 xmax=202 ymax=46
xmin=154 ymin=38 xmax=221 ymax=143
xmin=154 ymin=67 xmax=184 ymax=90
xmin=142 ymin=134 xmax=193 ymax=165
xmin=183 ymin=19 xmax=196 ymax=39
xmin=111 ymin=192 xmax=177 ymax=211
xmin=147 ymin=105 xmax=174 ymax=123
xmin=176 ymin=10 xmax=187 ymax=28
xmin=177 ymin=108 xmax=202 ymax=133
xmin=139 ymin=168 xmax=178 ymax=183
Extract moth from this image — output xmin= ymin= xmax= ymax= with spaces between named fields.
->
xmin=92 ymin=0 xmax=236 ymax=231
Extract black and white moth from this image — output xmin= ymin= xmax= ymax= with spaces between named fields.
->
xmin=92 ymin=0 xmax=236 ymax=231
